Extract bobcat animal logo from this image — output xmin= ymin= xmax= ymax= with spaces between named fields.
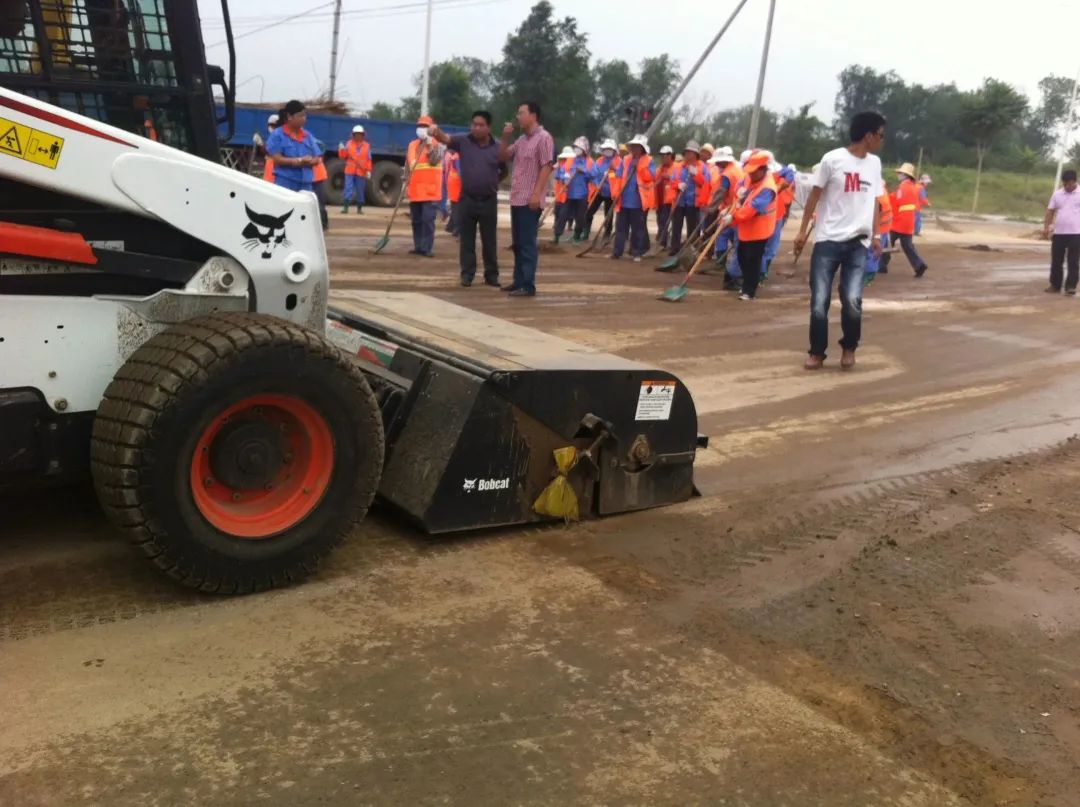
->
xmin=462 ymin=479 xmax=477 ymax=493
xmin=242 ymin=205 xmax=293 ymax=259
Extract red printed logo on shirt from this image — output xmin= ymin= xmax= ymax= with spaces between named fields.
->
xmin=843 ymin=172 xmax=862 ymax=193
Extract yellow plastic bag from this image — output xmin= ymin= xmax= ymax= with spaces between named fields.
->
xmin=532 ymin=446 xmax=580 ymax=522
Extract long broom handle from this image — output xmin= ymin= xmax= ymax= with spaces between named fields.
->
xmin=681 ymin=223 xmax=725 ymax=287
xmin=377 ymin=153 xmax=424 ymax=244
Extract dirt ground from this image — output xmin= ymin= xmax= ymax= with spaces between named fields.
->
xmin=3 ymin=208 xmax=1080 ymax=806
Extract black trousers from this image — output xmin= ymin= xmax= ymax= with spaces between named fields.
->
xmin=669 ymin=205 xmax=701 ymax=255
xmin=313 ymin=180 xmax=328 ymax=230
xmin=555 ymin=197 xmax=588 ymax=240
xmin=1050 ymin=233 xmax=1080 ymax=291
xmin=656 ymin=203 xmax=672 ymax=246
xmin=613 ymin=208 xmax=648 ymax=258
xmin=881 ymin=231 xmax=926 ymax=273
xmin=738 ymin=237 xmax=769 ymax=298
xmin=458 ymin=194 xmax=499 ymax=283
xmin=587 ymin=193 xmax=614 ymax=238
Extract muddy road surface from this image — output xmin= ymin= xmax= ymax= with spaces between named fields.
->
xmin=3 ymin=210 xmax=1078 ymax=806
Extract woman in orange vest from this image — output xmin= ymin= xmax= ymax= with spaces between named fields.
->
xmin=338 ymin=125 xmax=373 ymax=213
xmin=728 ymin=150 xmax=777 ymax=300
xmin=883 ymin=162 xmax=928 ymax=277
xmin=552 ymin=146 xmax=575 ymax=235
xmin=655 ymin=145 xmax=677 ymax=249
xmin=407 ymin=115 xmax=445 ymax=257
xmin=609 ymin=134 xmax=657 ymax=261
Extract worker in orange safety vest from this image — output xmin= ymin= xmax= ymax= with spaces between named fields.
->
xmin=881 ymin=162 xmax=928 ymax=277
xmin=443 ymin=150 xmax=462 ymax=237
xmin=406 ymin=115 xmax=445 ymax=257
xmin=865 ymin=177 xmax=894 ymax=282
xmin=609 ymin=134 xmax=657 ymax=260
xmin=655 ymin=145 xmax=677 ymax=249
xmin=338 ymin=125 xmax=372 ymax=213
xmin=725 ymin=149 xmax=777 ymax=300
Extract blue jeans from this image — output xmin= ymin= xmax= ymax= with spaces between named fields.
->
xmin=809 ymin=238 xmax=867 ymax=357
xmin=343 ymin=174 xmax=366 ymax=206
xmin=410 ymin=201 xmax=437 ymax=255
xmin=511 ymin=205 xmax=541 ymax=293
xmin=762 ymin=219 xmax=784 ymax=275
xmin=715 ymin=225 xmax=737 ymax=260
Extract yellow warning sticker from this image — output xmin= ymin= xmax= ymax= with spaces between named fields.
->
xmin=0 ymin=115 xmax=64 ymax=169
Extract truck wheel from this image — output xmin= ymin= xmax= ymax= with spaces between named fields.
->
xmin=324 ymin=157 xmax=346 ymax=206
xmin=90 ymin=312 xmax=384 ymax=594
xmin=369 ymin=160 xmax=403 ymax=207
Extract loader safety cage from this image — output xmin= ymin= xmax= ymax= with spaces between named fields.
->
xmin=0 ymin=0 xmax=234 ymax=162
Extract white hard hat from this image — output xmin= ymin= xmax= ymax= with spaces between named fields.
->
xmin=600 ymin=138 xmax=618 ymax=152
xmin=267 ymin=113 xmax=279 ymax=126
xmin=558 ymin=146 xmax=575 ymax=159
xmin=352 ymin=124 xmax=365 ymax=134
xmin=659 ymin=145 xmax=674 ymax=155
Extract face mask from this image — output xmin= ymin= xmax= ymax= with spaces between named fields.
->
xmin=602 ymin=150 xmax=614 ymax=159
xmin=574 ymin=147 xmax=584 ymax=157
xmin=416 ymin=127 xmax=429 ymax=140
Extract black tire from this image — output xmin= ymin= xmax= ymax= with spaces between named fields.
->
xmin=90 ymin=312 xmax=384 ymax=594
xmin=323 ymin=156 xmax=346 ymax=206
xmin=369 ymin=159 xmax=403 ymax=207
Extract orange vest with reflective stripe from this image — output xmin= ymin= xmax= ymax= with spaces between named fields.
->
xmin=339 ymin=140 xmax=372 ymax=176
xmin=611 ymin=156 xmax=656 ymax=212
xmin=890 ymin=178 xmax=919 ymax=235
xmin=312 ymin=160 xmax=327 ymax=183
xmin=720 ymin=162 xmax=745 ymax=208
xmin=734 ymin=174 xmax=778 ymax=241
xmin=693 ymin=164 xmax=713 ymax=207
xmin=876 ymin=191 xmax=893 ymax=235
xmin=407 ymin=139 xmax=443 ymax=202
xmin=445 ymin=153 xmax=462 ymax=203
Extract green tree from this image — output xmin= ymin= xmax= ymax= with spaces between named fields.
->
xmin=776 ymin=103 xmax=832 ymax=167
xmin=707 ymin=105 xmax=778 ymax=150
xmin=492 ymin=1 xmax=593 ymax=144
xmin=367 ymin=101 xmax=401 ymax=121
xmin=957 ymin=78 xmax=1029 ymax=212
xmin=429 ymin=63 xmax=474 ymax=125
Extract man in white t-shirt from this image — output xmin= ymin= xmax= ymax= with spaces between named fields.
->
xmin=794 ymin=112 xmax=886 ymax=371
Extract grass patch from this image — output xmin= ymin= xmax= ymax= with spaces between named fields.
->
xmin=913 ymin=165 xmax=1057 ymax=220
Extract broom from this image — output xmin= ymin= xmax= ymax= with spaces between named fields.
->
xmin=659 ymin=219 xmax=725 ymax=302
xmin=372 ymin=151 xmax=424 ymax=254
xmin=577 ymin=155 xmax=643 ymax=257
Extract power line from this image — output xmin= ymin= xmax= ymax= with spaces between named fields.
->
xmin=203 ymin=0 xmax=510 ymax=39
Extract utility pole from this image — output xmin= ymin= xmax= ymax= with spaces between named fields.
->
xmin=747 ymin=0 xmax=776 ymax=150
xmin=645 ymin=0 xmax=752 ymax=137
xmin=1054 ymin=64 xmax=1080 ymax=190
xmin=328 ymin=0 xmax=343 ymax=101
xmin=420 ymin=0 xmax=434 ymax=116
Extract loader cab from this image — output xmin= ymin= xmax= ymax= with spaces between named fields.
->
xmin=0 ymin=0 xmax=235 ymax=161
xmin=0 ymin=0 xmax=236 ymax=296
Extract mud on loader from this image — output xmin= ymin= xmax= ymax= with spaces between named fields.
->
xmin=0 ymin=0 xmax=704 ymax=593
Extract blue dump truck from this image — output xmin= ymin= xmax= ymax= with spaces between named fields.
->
xmin=219 ymin=105 xmax=468 ymax=207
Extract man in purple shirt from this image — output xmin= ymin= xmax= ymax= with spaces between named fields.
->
xmin=498 ymin=101 xmax=555 ymax=297
xmin=1043 ymin=169 xmax=1080 ymax=295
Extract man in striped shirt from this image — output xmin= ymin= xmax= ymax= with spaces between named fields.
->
xmin=498 ymin=101 xmax=555 ymax=297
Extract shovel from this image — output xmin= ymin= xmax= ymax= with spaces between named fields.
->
xmin=372 ymin=154 xmax=422 ymax=255
xmin=659 ymin=221 xmax=723 ymax=303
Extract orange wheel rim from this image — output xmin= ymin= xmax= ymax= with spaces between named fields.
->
xmin=190 ymin=394 xmax=334 ymax=538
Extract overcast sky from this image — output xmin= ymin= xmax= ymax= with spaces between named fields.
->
xmin=202 ymin=0 xmax=1080 ymax=123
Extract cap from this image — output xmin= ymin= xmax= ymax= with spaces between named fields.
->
xmin=352 ymin=124 xmax=365 ymax=134
xmin=417 ymin=115 xmax=435 ymax=126
xmin=683 ymin=140 xmax=701 ymax=155
xmin=700 ymin=143 xmax=715 ymax=154
xmin=659 ymin=145 xmax=674 ymax=155
xmin=558 ymin=146 xmax=575 ymax=159
xmin=267 ymin=113 xmax=279 ymax=126
xmin=600 ymin=138 xmax=618 ymax=152
xmin=628 ymin=133 xmax=649 ymax=154
xmin=744 ymin=150 xmax=771 ymax=172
